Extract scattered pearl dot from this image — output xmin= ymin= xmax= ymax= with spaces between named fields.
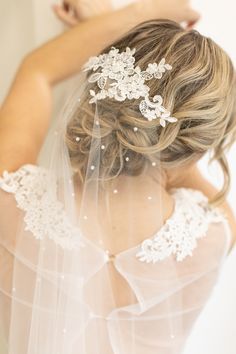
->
xmin=133 ymin=127 xmax=138 ymax=132
xmin=83 ymin=215 xmax=88 ymax=220
xmin=72 ymin=193 xmax=75 ymax=198
xmin=95 ymin=120 xmax=99 ymax=126
xmin=101 ymin=145 xmax=106 ymax=150
xmin=90 ymin=165 xmax=95 ymax=171
xmin=61 ymin=275 xmax=65 ymax=280
xmin=113 ymin=189 xmax=118 ymax=194
xmin=152 ymin=162 xmax=157 ymax=167
xmin=12 ymin=287 xmax=16 ymax=293
xmin=125 ymin=157 xmax=130 ymax=162
xmin=170 ymin=334 xmax=175 ymax=339
xmin=148 ymin=196 xmax=153 ymax=200
xmin=75 ymin=136 xmax=81 ymax=142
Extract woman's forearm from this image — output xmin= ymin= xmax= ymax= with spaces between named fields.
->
xmin=0 ymin=66 xmax=52 ymax=173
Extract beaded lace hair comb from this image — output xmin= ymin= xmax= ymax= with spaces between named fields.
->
xmin=83 ymin=47 xmax=177 ymax=128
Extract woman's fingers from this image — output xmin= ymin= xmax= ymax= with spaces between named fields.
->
xmin=186 ymin=7 xmax=201 ymax=27
xmin=62 ymin=1 xmax=81 ymax=18
xmin=52 ymin=4 xmax=79 ymax=26
xmin=62 ymin=1 xmax=70 ymax=12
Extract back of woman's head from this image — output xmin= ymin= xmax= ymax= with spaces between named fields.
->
xmin=66 ymin=19 xmax=236 ymax=203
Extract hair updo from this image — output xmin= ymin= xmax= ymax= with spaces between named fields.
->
xmin=66 ymin=19 xmax=236 ymax=203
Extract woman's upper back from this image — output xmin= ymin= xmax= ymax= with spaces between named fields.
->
xmin=0 ymin=164 xmax=231 ymax=263
xmin=0 ymin=164 xmax=232 ymax=353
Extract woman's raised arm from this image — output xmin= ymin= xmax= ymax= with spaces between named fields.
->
xmin=0 ymin=0 xmax=200 ymax=175
xmin=0 ymin=6 xmax=143 ymax=174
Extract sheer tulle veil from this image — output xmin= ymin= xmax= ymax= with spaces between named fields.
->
xmin=0 ymin=46 xmax=231 ymax=354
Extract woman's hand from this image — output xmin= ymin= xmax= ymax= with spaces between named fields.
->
xmin=52 ymin=1 xmax=79 ymax=27
xmin=53 ymin=0 xmax=113 ymax=26
xmin=53 ymin=0 xmax=200 ymax=28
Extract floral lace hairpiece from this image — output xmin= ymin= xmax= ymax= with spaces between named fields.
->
xmin=83 ymin=47 xmax=177 ymax=127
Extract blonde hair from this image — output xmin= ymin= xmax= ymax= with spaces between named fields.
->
xmin=66 ymin=20 xmax=236 ymax=204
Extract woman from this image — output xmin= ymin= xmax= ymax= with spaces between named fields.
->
xmin=0 ymin=1 xmax=236 ymax=354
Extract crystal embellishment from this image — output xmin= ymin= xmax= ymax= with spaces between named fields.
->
xmin=83 ymin=47 xmax=177 ymax=126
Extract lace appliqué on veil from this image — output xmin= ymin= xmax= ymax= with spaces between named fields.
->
xmin=136 ymin=189 xmax=228 ymax=263
xmin=0 ymin=165 xmax=83 ymax=250
xmin=0 ymin=166 xmax=228 ymax=261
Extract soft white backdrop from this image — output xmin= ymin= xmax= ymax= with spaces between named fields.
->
xmin=0 ymin=1 xmax=235 ymax=353
xmin=184 ymin=1 xmax=236 ymax=353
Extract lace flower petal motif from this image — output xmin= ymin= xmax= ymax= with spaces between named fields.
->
xmin=0 ymin=165 xmax=84 ymax=250
xmin=83 ymin=47 xmax=177 ymax=128
xmin=135 ymin=189 xmax=228 ymax=263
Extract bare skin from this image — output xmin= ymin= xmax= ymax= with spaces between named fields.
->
xmin=0 ymin=1 xmax=235 ymax=247
xmin=168 ymin=165 xmax=236 ymax=250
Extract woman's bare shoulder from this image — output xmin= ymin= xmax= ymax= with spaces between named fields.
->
xmin=169 ymin=165 xmax=236 ymax=251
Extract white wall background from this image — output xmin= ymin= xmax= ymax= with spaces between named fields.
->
xmin=0 ymin=1 xmax=235 ymax=353
xmin=184 ymin=1 xmax=236 ymax=353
